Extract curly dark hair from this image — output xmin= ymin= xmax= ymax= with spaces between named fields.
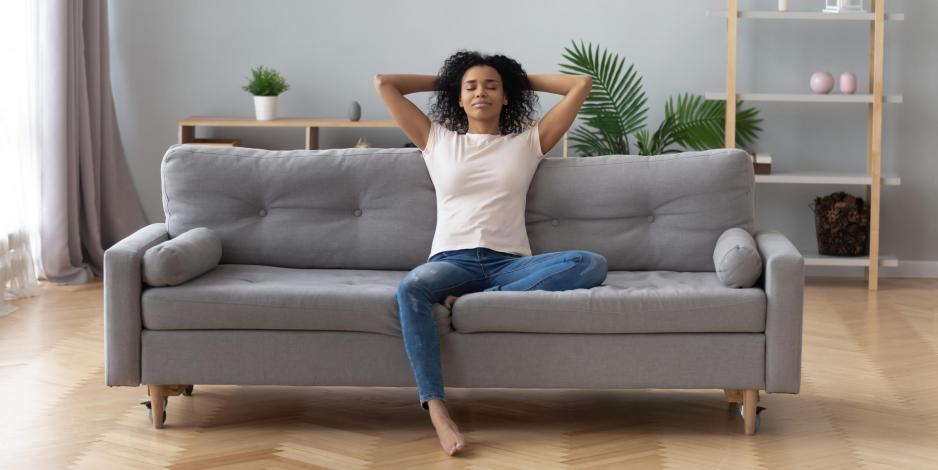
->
xmin=428 ymin=50 xmax=539 ymax=135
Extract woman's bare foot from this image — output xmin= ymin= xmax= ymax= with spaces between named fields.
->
xmin=427 ymin=399 xmax=466 ymax=456
xmin=443 ymin=295 xmax=459 ymax=310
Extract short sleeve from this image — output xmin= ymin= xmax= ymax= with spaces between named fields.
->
xmin=423 ymin=121 xmax=442 ymax=156
xmin=527 ymin=122 xmax=544 ymax=159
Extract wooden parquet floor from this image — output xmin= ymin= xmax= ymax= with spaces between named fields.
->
xmin=1 ymin=277 xmax=937 ymax=469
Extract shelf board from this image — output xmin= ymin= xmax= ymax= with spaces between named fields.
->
xmin=179 ymin=116 xmax=399 ymax=128
xmin=801 ymin=250 xmax=899 ymax=268
xmin=706 ymin=10 xmax=904 ymax=21
xmin=705 ymin=92 xmax=902 ymax=103
xmin=755 ymin=172 xmax=900 ymax=186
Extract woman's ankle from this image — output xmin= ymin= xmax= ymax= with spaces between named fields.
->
xmin=427 ymin=398 xmax=448 ymax=414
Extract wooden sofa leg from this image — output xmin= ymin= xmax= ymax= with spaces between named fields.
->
xmin=148 ymin=385 xmax=166 ymax=429
xmin=146 ymin=384 xmax=191 ymax=429
xmin=743 ymin=389 xmax=760 ymax=435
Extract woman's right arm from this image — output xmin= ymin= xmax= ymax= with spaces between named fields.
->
xmin=373 ymin=74 xmax=436 ymax=151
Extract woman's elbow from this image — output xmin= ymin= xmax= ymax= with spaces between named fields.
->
xmin=579 ymin=75 xmax=593 ymax=90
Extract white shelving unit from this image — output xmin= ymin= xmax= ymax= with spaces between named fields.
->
xmin=709 ymin=0 xmax=900 ymax=290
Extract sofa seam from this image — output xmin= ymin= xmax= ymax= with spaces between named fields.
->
xmin=142 ymin=296 xmax=399 ymax=313
xmin=538 ymin=150 xmax=741 ymax=169
xmin=458 ymin=298 xmax=765 ymax=314
xmin=171 ymin=147 xmax=738 ymax=166
xmin=143 ymin=293 xmax=763 ymax=314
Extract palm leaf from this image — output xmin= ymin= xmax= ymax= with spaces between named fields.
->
xmin=559 ymin=40 xmax=648 ymax=155
xmin=665 ymin=93 xmax=764 ymax=150
xmin=557 ymin=41 xmax=764 ymax=156
xmin=569 ymin=127 xmax=627 ymax=155
xmin=635 ymin=114 xmax=683 ymax=156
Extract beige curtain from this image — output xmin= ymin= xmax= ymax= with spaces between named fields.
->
xmin=39 ymin=0 xmax=148 ymax=285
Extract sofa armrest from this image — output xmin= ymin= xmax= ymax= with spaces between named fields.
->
xmin=104 ymin=223 xmax=170 ymax=386
xmin=755 ymin=230 xmax=805 ymax=393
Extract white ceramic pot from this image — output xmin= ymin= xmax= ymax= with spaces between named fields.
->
xmin=253 ymin=95 xmax=278 ymax=121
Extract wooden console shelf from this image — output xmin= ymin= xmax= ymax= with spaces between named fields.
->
xmin=179 ymin=116 xmax=571 ymax=156
xmin=178 ymin=116 xmax=399 ymax=150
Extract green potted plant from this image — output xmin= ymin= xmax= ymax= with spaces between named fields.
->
xmin=242 ymin=65 xmax=290 ymax=121
xmin=559 ymin=40 xmax=763 ymax=156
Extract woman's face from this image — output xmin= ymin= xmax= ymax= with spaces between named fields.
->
xmin=458 ymin=65 xmax=508 ymax=125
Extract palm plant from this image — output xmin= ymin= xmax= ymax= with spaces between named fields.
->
xmin=559 ymin=40 xmax=763 ymax=156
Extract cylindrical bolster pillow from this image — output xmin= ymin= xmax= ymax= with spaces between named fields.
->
xmin=713 ymin=227 xmax=763 ymax=288
xmin=142 ymin=227 xmax=222 ymax=286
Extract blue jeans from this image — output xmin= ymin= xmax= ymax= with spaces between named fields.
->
xmin=395 ymin=247 xmax=608 ymax=411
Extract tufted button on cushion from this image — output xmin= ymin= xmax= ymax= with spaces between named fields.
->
xmin=551 ymin=219 xmax=559 ymax=226
xmin=353 ymin=209 xmax=362 ymax=217
xmin=647 ymin=215 xmax=655 ymax=222
xmin=258 ymin=209 xmax=267 ymax=217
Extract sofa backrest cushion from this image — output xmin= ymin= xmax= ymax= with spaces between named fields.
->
xmin=161 ymin=145 xmax=753 ymax=271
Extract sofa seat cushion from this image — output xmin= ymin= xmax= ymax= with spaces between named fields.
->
xmin=141 ymin=264 xmax=452 ymax=337
xmin=452 ymin=271 xmax=766 ymax=334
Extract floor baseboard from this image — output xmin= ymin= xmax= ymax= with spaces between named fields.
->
xmin=806 ymin=260 xmax=938 ymax=279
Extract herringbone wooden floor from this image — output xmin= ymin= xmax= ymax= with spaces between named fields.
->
xmin=1 ymin=277 xmax=936 ymax=469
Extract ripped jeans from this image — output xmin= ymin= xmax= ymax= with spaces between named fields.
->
xmin=395 ymin=247 xmax=608 ymax=411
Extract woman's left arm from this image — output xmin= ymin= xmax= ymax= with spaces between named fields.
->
xmin=527 ymin=74 xmax=592 ymax=155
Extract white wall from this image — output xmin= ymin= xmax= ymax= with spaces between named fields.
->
xmin=108 ymin=0 xmax=937 ymax=269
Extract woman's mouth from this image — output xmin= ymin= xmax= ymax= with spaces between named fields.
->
xmin=472 ymin=102 xmax=490 ymax=109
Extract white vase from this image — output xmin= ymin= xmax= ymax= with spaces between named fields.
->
xmin=778 ymin=0 xmax=789 ymax=12
xmin=253 ymin=95 xmax=278 ymax=121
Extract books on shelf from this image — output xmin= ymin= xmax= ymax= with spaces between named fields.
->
xmin=747 ymin=152 xmax=773 ymax=174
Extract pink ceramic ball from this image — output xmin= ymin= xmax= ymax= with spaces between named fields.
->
xmin=810 ymin=71 xmax=834 ymax=94
xmin=839 ymin=72 xmax=857 ymax=94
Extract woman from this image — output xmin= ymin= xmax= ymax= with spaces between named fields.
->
xmin=374 ymin=50 xmax=607 ymax=456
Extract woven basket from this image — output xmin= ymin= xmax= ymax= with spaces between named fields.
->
xmin=810 ymin=191 xmax=870 ymax=256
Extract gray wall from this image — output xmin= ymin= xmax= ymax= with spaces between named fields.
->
xmin=108 ymin=0 xmax=937 ymax=269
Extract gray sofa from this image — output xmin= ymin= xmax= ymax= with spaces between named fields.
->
xmin=104 ymin=144 xmax=804 ymax=435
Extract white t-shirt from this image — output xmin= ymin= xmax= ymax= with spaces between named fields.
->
xmin=421 ymin=120 xmax=546 ymax=261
